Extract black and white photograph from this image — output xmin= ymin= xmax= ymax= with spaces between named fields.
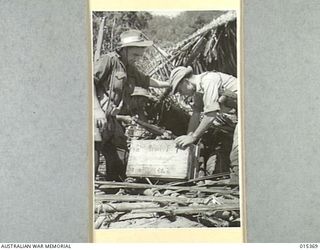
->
xmin=92 ymin=10 xmax=241 ymax=229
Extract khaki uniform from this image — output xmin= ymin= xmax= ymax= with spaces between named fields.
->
xmin=192 ymin=72 xmax=239 ymax=183
xmin=94 ymin=52 xmax=150 ymax=180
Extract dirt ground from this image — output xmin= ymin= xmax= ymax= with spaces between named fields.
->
xmin=94 ymin=153 xmax=240 ymax=229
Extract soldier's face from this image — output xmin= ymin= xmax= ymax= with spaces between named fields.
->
xmin=127 ymin=47 xmax=146 ymax=64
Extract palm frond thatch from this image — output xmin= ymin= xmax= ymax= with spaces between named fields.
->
xmin=146 ymin=10 xmax=237 ymax=80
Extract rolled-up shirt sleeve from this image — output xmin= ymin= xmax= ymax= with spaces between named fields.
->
xmin=201 ymin=77 xmax=221 ymax=113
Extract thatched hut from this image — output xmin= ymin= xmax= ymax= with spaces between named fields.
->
xmin=141 ymin=11 xmax=237 ymax=136
xmin=93 ymin=11 xmax=237 ymax=135
xmin=144 ymin=10 xmax=237 ymax=81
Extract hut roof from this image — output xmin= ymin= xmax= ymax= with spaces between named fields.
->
xmin=140 ymin=10 xmax=237 ymax=123
xmin=175 ymin=11 xmax=236 ymax=50
xmin=146 ymin=10 xmax=237 ymax=79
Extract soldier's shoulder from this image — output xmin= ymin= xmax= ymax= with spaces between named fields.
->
xmin=201 ymin=71 xmax=220 ymax=81
xmin=96 ymin=52 xmax=121 ymax=68
xmin=97 ymin=52 xmax=119 ymax=61
xmin=101 ymin=52 xmax=120 ymax=60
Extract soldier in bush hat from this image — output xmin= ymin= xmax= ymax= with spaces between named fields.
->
xmin=129 ymin=86 xmax=156 ymax=121
xmin=169 ymin=66 xmax=194 ymax=95
xmin=169 ymin=66 xmax=239 ymax=185
xmin=94 ymin=29 xmax=170 ymax=180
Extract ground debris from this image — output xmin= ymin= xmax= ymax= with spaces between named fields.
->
xmin=95 ymin=177 xmax=240 ymax=228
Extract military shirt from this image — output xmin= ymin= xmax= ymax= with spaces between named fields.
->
xmin=94 ymin=52 xmax=150 ymax=116
xmin=193 ymin=71 xmax=237 ymax=114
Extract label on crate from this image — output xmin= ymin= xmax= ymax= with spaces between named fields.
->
xmin=126 ymin=140 xmax=195 ymax=180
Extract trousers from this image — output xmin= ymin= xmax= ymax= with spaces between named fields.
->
xmin=229 ymin=123 xmax=238 ymax=167
xmin=95 ymin=116 xmax=128 ymax=181
xmin=229 ymin=123 xmax=239 ymax=184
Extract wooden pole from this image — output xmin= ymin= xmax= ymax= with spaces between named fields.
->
xmin=94 ymin=17 xmax=106 ymax=62
xmin=95 ymin=194 xmax=205 ymax=204
xmin=130 ymin=204 xmax=239 ymax=215
xmin=96 ymin=202 xmax=160 ymax=212
xmin=96 ymin=181 xmax=238 ymax=195
xmin=110 ymin=17 xmax=116 ymax=51
xmin=95 ymin=194 xmax=239 ymax=206
xmin=94 ymin=216 xmax=105 ymax=229
xmin=168 ymin=172 xmax=230 ymax=186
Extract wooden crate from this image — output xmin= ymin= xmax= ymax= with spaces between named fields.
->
xmin=126 ymin=140 xmax=196 ymax=180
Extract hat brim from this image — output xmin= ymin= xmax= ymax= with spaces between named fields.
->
xmin=131 ymin=93 xmax=156 ymax=102
xmin=170 ymin=67 xmax=193 ymax=95
xmin=120 ymin=40 xmax=153 ymax=48
xmin=131 ymin=93 xmax=154 ymax=98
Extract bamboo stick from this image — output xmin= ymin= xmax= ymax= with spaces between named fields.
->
xmin=118 ymin=213 xmax=157 ymax=221
xmin=94 ymin=17 xmax=105 ymax=62
xmin=96 ymin=202 xmax=160 ymax=212
xmin=147 ymin=53 xmax=180 ymax=77
xmin=94 ymin=216 xmax=105 ymax=229
xmin=95 ymin=194 xmax=206 ymax=204
xmin=198 ymin=215 xmax=229 ymax=227
xmin=110 ymin=17 xmax=116 ymax=51
xmin=95 ymin=194 xmax=239 ymax=207
xmin=185 ymin=37 xmax=207 ymax=66
xmin=96 ymin=181 xmax=237 ymax=195
xmin=130 ymin=204 xmax=239 ymax=215
xmin=168 ymin=172 xmax=230 ymax=186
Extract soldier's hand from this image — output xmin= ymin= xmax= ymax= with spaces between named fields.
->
xmin=110 ymin=107 xmax=121 ymax=116
xmin=175 ymin=135 xmax=196 ymax=149
xmin=121 ymin=115 xmax=132 ymax=124
xmin=95 ymin=108 xmax=106 ymax=131
xmin=116 ymin=115 xmax=132 ymax=124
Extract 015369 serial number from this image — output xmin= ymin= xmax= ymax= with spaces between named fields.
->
xmin=300 ymin=244 xmax=318 ymax=249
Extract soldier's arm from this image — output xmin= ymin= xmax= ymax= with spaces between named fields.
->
xmin=175 ymin=111 xmax=217 ymax=148
xmin=187 ymin=111 xmax=201 ymax=134
xmin=131 ymin=65 xmax=170 ymax=89
xmin=191 ymin=111 xmax=218 ymax=140
xmin=149 ymin=78 xmax=171 ymax=88
xmin=93 ymin=55 xmax=113 ymax=127
xmin=187 ymin=93 xmax=203 ymax=134
xmin=93 ymin=55 xmax=112 ymax=85
xmin=94 ymin=85 xmax=106 ymax=129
